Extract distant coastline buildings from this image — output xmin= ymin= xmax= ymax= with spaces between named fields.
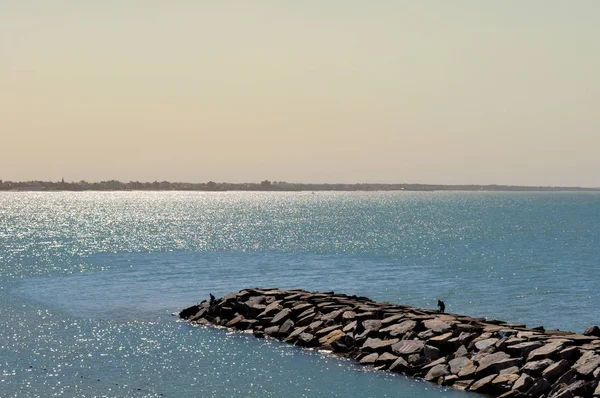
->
xmin=0 ymin=179 xmax=597 ymax=192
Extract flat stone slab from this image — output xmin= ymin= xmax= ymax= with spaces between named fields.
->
xmin=380 ymin=320 xmax=417 ymax=336
xmin=423 ymin=319 xmax=453 ymax=333
xmin=392 ymin=340 xmax=425 ymax=355
xmin=362 ymin=337 xmax=399 ymax=352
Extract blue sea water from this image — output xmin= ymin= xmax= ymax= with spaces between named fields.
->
xmin=1 ymin=191 xmax=599 ymax=397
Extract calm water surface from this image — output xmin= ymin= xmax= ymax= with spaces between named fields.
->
xmin=1 ymin=191 xmax=599 ymax=397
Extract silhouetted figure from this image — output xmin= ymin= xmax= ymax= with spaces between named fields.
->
xmin=437 ymin=300 xmax=446 ymax=314
xmin=209 ymin=293 xmax=216 ymax=304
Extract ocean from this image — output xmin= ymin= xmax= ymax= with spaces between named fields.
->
xmin=1 ymin=191 xmax=599 ymax=397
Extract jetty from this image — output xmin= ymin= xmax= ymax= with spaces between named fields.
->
xmin=179 ymin=288 xmax=600 ymax=397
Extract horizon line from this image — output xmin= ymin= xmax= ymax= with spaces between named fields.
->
xmin=1 ymin=179 xmax=599 ymax=191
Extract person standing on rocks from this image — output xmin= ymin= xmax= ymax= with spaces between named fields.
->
xmin=437 ymin=300 xmax=445 ymax=313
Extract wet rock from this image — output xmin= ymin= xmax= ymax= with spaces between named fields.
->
xmin=424 ymin=364 xmax=449 ymax=381
xmin=296 ymin=332 xmax=316 ymax=347
xmin=284 ymin=326 xmax=308 ymax=342
xmin=319 ymin=330 xmax=346 ymax=347
xmin=226 ymin=315 xmax=245 ymax=328
xmin=453 ymin=379 xmax=474 ymax=390
xmin=264 ymin=325 xmax=280 ymax=336
xmin=179 ymin=304 xmax=201 ymax=319
xmin=359 ymin=353 xmax=379 ymax=365
xmin=469 ymin=374 xmax=497 ymax=393
xmin=376 ymin=352 xmax=399 ymax=366
xmin=388 ymin=356 xmax=409 ymax=373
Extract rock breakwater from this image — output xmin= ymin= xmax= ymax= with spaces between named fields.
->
xmin=180 ymin=288 xmax=600 ymax=397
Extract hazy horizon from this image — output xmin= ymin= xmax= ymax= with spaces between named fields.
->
xmin=2 ymin=1 xmax=599 ymax=187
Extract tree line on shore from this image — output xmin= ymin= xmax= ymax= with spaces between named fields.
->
xmin=0 ymin=179 xmax=598 ymax=192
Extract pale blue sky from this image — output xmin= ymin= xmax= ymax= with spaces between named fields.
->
xmin=1 ymin=1 xmax=599 ymax=186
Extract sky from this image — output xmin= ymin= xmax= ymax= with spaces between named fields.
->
xmin=1 ymin=1 xmax=599 ymax=186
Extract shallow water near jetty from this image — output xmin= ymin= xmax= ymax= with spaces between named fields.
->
xmin=1 ymin=191 xmax=600 ymax=397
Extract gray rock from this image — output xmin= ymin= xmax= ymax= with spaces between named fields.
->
xmin=449 ymin=356 xmax=470 ymax=375
xmin=512 ymin=373 xmax=534 ymax=392
xmin=391 ymin=339 xmax=425 ymax=355
xmin=424 ymin=344 xmax=441 ymax=360
xmin=521 ymin=358 xmax=554 ymax=376
xmin=264 ymin=325 xmax=280 ymax=336
xmin=506 ymin=341 xmax=543 ymax=357
xmin=380 ymin=320 xmax=416 ymax=337
xmin=362 ymin=337 xmax=399 ymax=352
xmin=559 ymin=346 xmax=581 ymax=364
xmin=388 ymin=356 xmax=409 ymax=373
xmin=474 ymin=338 xmax=499 ymax=351
xmin=417 ymin=329 xmax=436 ymax=340
xmin=284 ymin=326 xmax=308 ymax=342
xmin=457 ymin=359 xmax=477 ymax=378
xmin=542 ymin=359 xmax=570 ymax=381
xmin=469 ymin=374 xmax=497 ymax=392
xmin=381 ymin=314 xmax=404 ymax=325
xmin=359 ymin=353 xmax=379 ymax=365
xmin=424 ymin=364 xmax=449 ymax=381
xmin=492 ymin=373 xmax=520 ymax=391
xmin=342 ymin=311 xmax=356 ymax=321
xmin=453 ymin=345 xmax=468 ymax=358
xmin=500 ymin=366 xmax=520 ymax=375
xmin=476 ymin=353 xmax=521 ymax=376
xmin=271 ymin=308 xmax=292 ymax=324
xmin=362 ymin=319 xmax=382 ymax=332
xmin=548 ymin=389 xmax=574 ymax=398
xmin=573 ymin=350 xmax=600 ymax=376
xmin=525 ymin=377 xmax=551 ymax=397
xmin=423 ymin=319 xmax=452 ymax=333
xmin=584 ymin=325 xmax=600 ymax=337
xmin=453 ymin=379 xmax=474 ymax=390
xmin=318 ymin=330 xmax=346 ymax=346
xmin=527 ymin=342 xmax=564 ymax=362
xmin=553 ymin=369 xmax=576 ymax=387
xmin=296 ymin=332 xmax=316 ymax=347
xmin=376 ymin=352 xmax=399 ymax=366
xmin=321 ymin=308 xmax=346 ymax=322
xmin=308 ymin=320 xmax=323 ymax=331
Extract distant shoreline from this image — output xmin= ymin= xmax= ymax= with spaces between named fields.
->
xmin=1 ymin=180 xmax=599 ymax=192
